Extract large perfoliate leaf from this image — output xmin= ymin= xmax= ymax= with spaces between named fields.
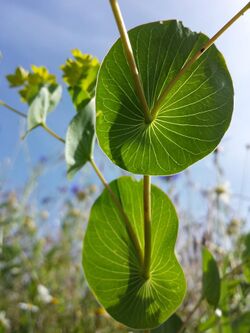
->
xmin=202 ymin=247 xmax=221 ymax=307
xmin=65 ymin=100 xmax=95 ymax=178
xmin=96 ymin=20 xmax=234 ymax=175
xmin=83 ymin=177 xmax=186 ymax=329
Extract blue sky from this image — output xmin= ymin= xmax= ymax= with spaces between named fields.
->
xmin=0 ymin=0 xmax=250 ymax=206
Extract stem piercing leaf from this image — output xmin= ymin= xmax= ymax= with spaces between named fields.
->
xmin=83 ymin=176 xmax=186 ymax=329
xmin=96 ymin=20 xmax=233 ymax=175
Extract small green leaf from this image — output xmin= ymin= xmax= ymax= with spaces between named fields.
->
xmin=27 ymin=86 xmax=50 ymax=131
xmin=6 ymin=66 xmax=28 ymax=87
xmin=96 ymin=20 xmax=233 ymax=175
xmin=242 ymin=233 xmax=250 ymax=282
xmin=202 ymin=247 xmax=221 ymax=307
xmin=198 ymin=314 xmax=219 ymax=332
xmin=47 ymin=85 xmax=62 ymax=114
xmin=6 ymin=65 xmax=58 ymax=104
xmin=26 ymin=85 xmax=62 ymax=134
xmin=83 ymin=176 xmax=186 ymax=329
xmin=216 ymin=279 xmax=233 ymax=333
xmin=65 ymin=100 xmax=95 ymax=178
xmin=151 ymin=314 xmax=184 ymax=332
xmin=61 ymin=49 xmax=100 ymax=111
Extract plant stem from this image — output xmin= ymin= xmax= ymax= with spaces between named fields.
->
xmin=177 ymin=296 xmax=203 ymax=333
xmin=0 ymin=101 xmax=143 ymax=267
xmin=41 ymin=123 xmax=65 ymax=144
xmin=151 ymin=1 xmax=250 ymax=119
xmin=89 ymin=158 xmax=144 ymax=267
xmin=3 ymin=98 xmax=145 ymax=267
xmin=0 ymin=100 xmax=27 ymax=118
xmin=0 ymin=99 xmax=66 ymax=144
xmin=143 ymin=175 xmax=151 ymax=280
xmin=109 ymin=0 xmax=152 ymax=123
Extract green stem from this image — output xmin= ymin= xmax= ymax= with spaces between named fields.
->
xmin=2 ymin=98 xmax=145 ymax=268
xmin=177 ymin=296 xmax=203 ymax=333
xmin=89 ymin=158 xmax=144 ymax=267
xmin=151 ymin=1 xmax=250 ymax=119
xmin=0 ymin=100 xmax=27 ymax=118
xmin=41 ymin=123 xmax=65 ymax=144
xmin=143 ymin=175 xmax=151 ymax=280
xmin=109 ymin=0 xmax=152 ymax=123
xmin=0 ymin=99 xmax=66 ymax=144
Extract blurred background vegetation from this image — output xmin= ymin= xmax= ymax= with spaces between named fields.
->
xmin=0 ymin=145 xmax=250 ymax=332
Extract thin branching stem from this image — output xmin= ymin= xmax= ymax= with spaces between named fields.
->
xmin=0 ymin=99 xmax=66 ymax=144
xmin=0 ymin=100 xmax=27 ymax=118
xmin=89 ymin=158 xmax=144 ymax=267
xmin=151 ymin=1 xmax=250 ymax=119
xmin=109 ymin=0 xmax=152 ymax=123
xmin=177 ymin=296 xmax=203 ymax=333
xmin=2 ymin=99 xmax=144 ymax=266
xmin=143 ymin=175 xmax=151 ymax=279
xmin=41 ymin=123 xmax=65 ymax=144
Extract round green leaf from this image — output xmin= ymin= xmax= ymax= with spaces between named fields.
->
xmin=96 ymin=20 xmax=233 ymax=175
xmin=83 ymin=176 xmax=186 ymax=329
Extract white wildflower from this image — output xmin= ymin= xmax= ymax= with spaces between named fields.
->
xmin=0 ymin=311 xmax=11 ymax=329
xmin=37 ymin=284 xmax=53 ymax=304
xmin=18 ymin=302 xmax=39 ymax=313
xmin=214 ymin=181 xmax=231 ymax=204
xmin=215 ymin=308 xmax=222 ymax=317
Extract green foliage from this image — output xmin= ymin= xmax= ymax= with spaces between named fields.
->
xmin=232 ymin=312 xmax=250 ymax=333
xmin=96 ymin=20 xmax=233 ymax=175
xmin=6 ymin=66 xmax=28 ymax=87
xmin=198 ymin=314 xmax=219 ymax=332
xmin=6 ymin=65 xmax=58 ymax=104
xmin=83 ymin=177 xmax=186 ymax=329
xmin=65 ymin=100 xmax=96 ymax=178
xmin=6 ymin=65 xmax=62 ymax=135
xmin=242 ymin=233 xmax=250 ymax=282
xmin=61 ymin=49 xmax=100 ymax=111
xmin=2 ymin=3 xmax=250 ymax=332
xmin=27 ymin=85 xmax=62 ymax=133
xmin=202 ymin=247 xmax=221 ymax=307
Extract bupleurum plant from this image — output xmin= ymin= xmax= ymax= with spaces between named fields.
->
xmin=1 ymin=1 xmax=250 ymax=332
